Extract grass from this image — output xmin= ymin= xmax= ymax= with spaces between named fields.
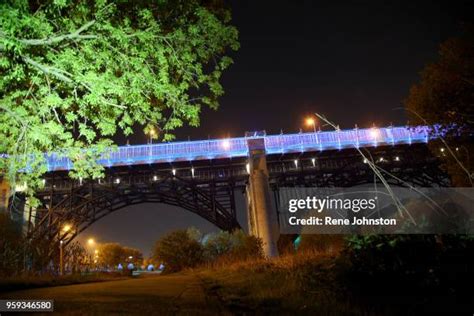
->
xmin=0 ymin=272 xmax=128 ymax=293
xmin=194 ymin=250 xmax=378 ymax=315
xmin=191 ymin=247 xmax=472 ymax=315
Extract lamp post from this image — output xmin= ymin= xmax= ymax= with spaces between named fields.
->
xmin=59 ymin=224 xmax=72 ymax=276
xmin=59 ymin=240 xmax=64 ymax=276
xmin=87 ymin=238 xmax=96 ymax=270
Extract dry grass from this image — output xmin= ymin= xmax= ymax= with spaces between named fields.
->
xmin=192 ymin=249 xmax=381 ymax=315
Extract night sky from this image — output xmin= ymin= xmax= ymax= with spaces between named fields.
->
xmin=78 ymin=0 xmax=473 ymax=256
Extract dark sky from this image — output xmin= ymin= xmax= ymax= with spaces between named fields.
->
xmin=78 ymin=0 xmax=473 ymax=256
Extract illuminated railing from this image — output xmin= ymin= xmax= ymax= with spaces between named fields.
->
xmin=45 ymin=126 xmax=431 ymax=171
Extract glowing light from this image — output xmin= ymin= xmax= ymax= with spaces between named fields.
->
xmin=379 ymin=157 xmax=384 ymax=162
xmin=79 ymin=177 xmax=83 ymax=185
xmin=87 ymin=238 xmax=95 ymax=246
xmin=369 ymin=128 xmax=380 ymax=140
xmin=94 ymin=249 xmax=99 ymax=254
xmin=191 ymin=168 xmax=195 ymax=178
xmin=311 ymin=158 xmax=316 ymax=167
xmin=15 ymin=182 xmax=27 ymax=192
xmin=221 ymin=139 xmax=231 ymax=150
xmin=294 ymin=159 xmax=298 ymax=168
xmin=63 ymin=224 xmax=71 ymax=232
xmin=60 ymin=240 xmax=63 ymax=245
xmin=455 ymin=147 xmax=459 ymax=151
xmin=305 ymin=117 xmax=315 ymax=127
xmin=440 ymin=148 xmax=445 ymax=152
xmin=363 ymin=158 xmax=368 ymax=164
xmin=395 ymin=156 xmax=400 ymax=161
xmin=246 ymin=163 xmax=250 ymax=174
xmin=42 ymin=179 xmax=46 ymax=185
xmin=115 ymin=178 xmax=120 ymax=184
xmin=172 ymin=169 xmax=176 ymax=176
xmin=153 ymin=175 xmax=158 ymax=181
xmin=38 ymin=126 xmax=436 ymax=171
xmin=128 ymin=256 xmax=133 ymax=259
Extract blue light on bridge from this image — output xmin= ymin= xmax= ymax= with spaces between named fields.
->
xmin=43 ymin=126 xmax=432 ymax=171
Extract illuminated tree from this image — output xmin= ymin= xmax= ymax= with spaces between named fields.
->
xmin=405 ymin=26 xmax=473 ymax=186
xmin=0 ymin=0 xmax=239 ymax=199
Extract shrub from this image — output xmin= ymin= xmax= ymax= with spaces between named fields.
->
xmin=153 ymin=230 xmax=204 ymax=273
xmin=297 ymin=234 xmax=345 ymax=254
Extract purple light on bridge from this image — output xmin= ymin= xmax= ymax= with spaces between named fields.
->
xmin=44 ymin=126 xmax=432 ymax=171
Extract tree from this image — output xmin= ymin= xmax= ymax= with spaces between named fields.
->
xmin=153 ymin=229 xmax=204 ymax=272
xmin=404 ymin=26 xmax=473 ymax=186
xmin=0 ymin=0 xmax=239 ymax=199
xmin=0 ymin=212 xmax=25 ymax=276
xmin=97 ymin=243 xmax=143 ymax=269
xmin=97 ymin=243 xmax=124 ymax=269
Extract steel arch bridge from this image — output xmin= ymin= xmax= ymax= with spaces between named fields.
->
xmin=3 ymin=125 xmax=451 ymax=258
xmin=21 ymin=145 xmax=449 ymax=253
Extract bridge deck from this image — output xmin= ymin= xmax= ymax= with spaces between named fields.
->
xmin=46 ymin=126 xmax=430 ymax=171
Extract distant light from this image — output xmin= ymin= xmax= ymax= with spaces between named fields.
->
xmin=246 ymin=163 xmax=250 ymax=174
xmin=363 ymin=158 xmax=368 ymax=164
xmin=311 ymin=158 xmax=316 ymax=167
xmin=172 ymin=169 xmax=176 ymax=176
xmin=379 ymin=157 xmax=384 ymax=162
xmin=395 ymin=156 xmax=400 ymax=161
xmin=79 ymin=177 xmax=83 ymax=185
xmin=94 ymin=249 xmax=99 ymax=254
xmin=305 ymin=117 xmax=315 ymax=126
xmin=294 ymin=159 xmax=298 ymax=168
xmin=63 ymin=224 xmax=71 ymax=232
xmin=440 ymin=148 xmax=445 ymax=152
xmin=60 ymin=240 xmax=63 ymax=245
xmin=455 ymin=147 xmax=459 ymax=151
xmin=369 ymin=128 xmax=380 ymax=140
xmin=115 ymin=178 xmax=120 ymax=184
xmin=128 ymin=256 xmax=133 ymax=259
xmin=87 ymin=238 xmax=95 ymax=246
xmin=191 ymin=168 xmax=195 ymax=178
xmin=153 ymin=175 xmax=158 ymax=181
xmin=42 ymin=179 xmax=46 ymax=185
xmin=221 ymin=139 xmax=231 ymax=150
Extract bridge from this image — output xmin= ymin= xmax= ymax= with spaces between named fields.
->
xmin=6 ymin=126 xmax=449 ymax=259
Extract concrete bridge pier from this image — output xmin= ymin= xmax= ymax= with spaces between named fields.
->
xmin=246 ymin=138 xmax=279 ymax=258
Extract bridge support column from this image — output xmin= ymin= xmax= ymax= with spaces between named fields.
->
xmin=246 ymin=138 xmax=279 ymax=258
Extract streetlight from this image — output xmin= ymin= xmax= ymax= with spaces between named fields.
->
xmin=62 ymin=224 xmax=71 ymax=233
xmin=148 ymin=128 xmax=156 ymax=144
xmin=87 ymin=238 xmax=95 ymax=246
xmin=59 ymin=240 xmax=64 ymax=276
xmin=305 ymin=117 xmax=317 ymax=133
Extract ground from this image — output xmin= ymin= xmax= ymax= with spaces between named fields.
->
xmin=0 ymin=274 xmax=225 ymax=315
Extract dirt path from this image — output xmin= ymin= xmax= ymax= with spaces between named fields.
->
xmin=0 ymin=274 xmax=227 ymax=315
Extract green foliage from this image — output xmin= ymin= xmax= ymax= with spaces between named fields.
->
xmin=0 ymin=0 xmax=239 ymax=196
xmin=98 ymin=242 xmax=143 ymax=268
xmin=404 ymin=27 xmax=473 ymax=186
xmin=344 ymin=234 xmax=474 ymax=296
xmin=153 ymin=229 xmax=204 ymax=273
xmin=297 ymin=234 xmax=345 ymax=254
xmin=204 ymin=230 xmax=264 ymax=262
xmin=152 ymin=229 xmax=263 ymax=272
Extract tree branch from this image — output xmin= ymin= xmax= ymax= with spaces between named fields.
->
xmin=22 ymin=56 xmax=73 ymax=83
xmin=17 ymin=20 xmax=97 ymax=46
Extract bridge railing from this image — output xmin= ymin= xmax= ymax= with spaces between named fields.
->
xmin=44 ymin=126 xmax=431 ymax=171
